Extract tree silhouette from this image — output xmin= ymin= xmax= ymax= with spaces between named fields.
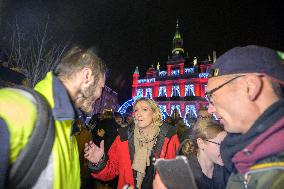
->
xmin=3 ymin=16 xmax=69 ymax=87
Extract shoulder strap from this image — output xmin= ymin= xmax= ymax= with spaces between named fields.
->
xmin=7 ymin=86 xmax=55 ymax=189
xmin=0 ymin=118 xmax=10 ymax=189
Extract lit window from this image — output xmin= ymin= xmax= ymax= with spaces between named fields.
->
xmin=136 ymin=89 xmax=143 ymax=97
xmin=145 ymin=88 xmax=152 ymax=99
xmin=159 ymin=105 xmax=168 ymax=120
xmin=171 ymin=69 xmax=180 ymax=76
xmin=185 ymin=84 xmax=195 ymax=96
xmin=171 ymin=85 xmax=180 ymax=97
xmin=158 ymin=86 xmax=167 ymax=97
xmin=170 ymin=105 xmax=181 ymax=117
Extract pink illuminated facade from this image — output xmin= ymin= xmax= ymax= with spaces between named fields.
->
xmin=131 ymin=21 xmax=214 ymax=123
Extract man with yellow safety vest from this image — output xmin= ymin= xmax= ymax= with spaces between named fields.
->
xmin=0 ymin=46 xmax=107 ymax=189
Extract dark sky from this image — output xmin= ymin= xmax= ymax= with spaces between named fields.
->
xmin=2 ymin=0 xmax=283 ymax=104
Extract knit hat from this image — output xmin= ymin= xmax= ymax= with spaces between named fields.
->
xmin=210 ymin=45 xmax=284 ymax=85
xmin=154 ymin=156 xmax=197 ymax=189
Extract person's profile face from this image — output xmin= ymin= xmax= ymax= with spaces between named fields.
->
xmin=203 ymin=131 xmax=227 ymax=166
xmin=76 ymin=73 xmax=105 ymax=113
xmin=207 ymin=76 xmax=245 ymax=133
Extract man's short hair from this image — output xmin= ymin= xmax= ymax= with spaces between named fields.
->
xmin=54 ymin=46 xmax=107 ymax=82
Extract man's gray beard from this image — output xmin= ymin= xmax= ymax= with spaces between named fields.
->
xmin=74 ymin=82 xmax=98 ymax=113
xmin=74 ymin=96 xmax=93 ymax=113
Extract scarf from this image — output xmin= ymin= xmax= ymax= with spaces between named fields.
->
xmin=132 ymin=125 xmax=160 ymax=189
xmin=221 ymin=99 xmax=284 ymax=172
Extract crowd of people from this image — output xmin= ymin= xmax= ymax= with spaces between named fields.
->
xmin=0 ymin=44 xmax=283 ymax=189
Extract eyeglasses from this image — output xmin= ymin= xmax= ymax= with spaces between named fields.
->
xmin=205 ymin=75 xmax=244 ymax=104
xmin=205 ymin=139 xmax=221 ymax=146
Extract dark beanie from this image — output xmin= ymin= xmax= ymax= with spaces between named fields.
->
xmin=210 ymin=45 xmax=284 ymax=85
xmin=154 ymin=156 xmax=197 ymax=189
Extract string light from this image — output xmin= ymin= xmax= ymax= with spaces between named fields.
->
xmin=185 ymin=68 xmax=194 ymax=74
xmin=199 ymin=73 xmax=209 ymax=78
xmin=118 ymin=95 xmax=141 ymax=115
xmin=159 ymin=71 xmax=167 ymax=77
xmin=138 ymin=78 xmax=155 ymax=84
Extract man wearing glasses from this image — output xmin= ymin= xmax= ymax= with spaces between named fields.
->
xmin=206 ymin=45 xmax=284 ymax=189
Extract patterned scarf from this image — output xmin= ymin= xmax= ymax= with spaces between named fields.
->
xmin=132 ymin=125 xmax=160 ymax=189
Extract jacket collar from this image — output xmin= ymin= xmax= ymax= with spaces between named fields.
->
xmin=124 ymin=123 xmax=176 ymax=162
xmin=52 ymin=75 xmax=76 ymax=121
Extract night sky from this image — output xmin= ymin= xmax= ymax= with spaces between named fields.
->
xmin=1 ymin=0 xmax=283 ymax=104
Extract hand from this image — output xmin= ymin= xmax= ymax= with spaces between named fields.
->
xmin=84 ymin=140 xmax=104 ymax=164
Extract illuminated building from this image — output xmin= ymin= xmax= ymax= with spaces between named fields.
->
xmin=131 ymin=20 xmax=215 ymax=125
xmin=92 ymin=85 xmax=120 ymax=114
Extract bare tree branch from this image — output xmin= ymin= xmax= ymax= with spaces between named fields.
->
xmin=3 ymin=16 xmax=70 ymax=87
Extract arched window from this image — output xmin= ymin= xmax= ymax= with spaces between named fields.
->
xmin=171 ymin=85 xmax=180 ymax=97
xmin=185 ymin=84 xmax=195 ymax=96
xmin=145 ymin=88 xmax=152 ymax=99
xmin=159 ymin=105 xmax=168 ymax=120
xmin=170 ymin=105 xmax=181 ymax=117
xmin=136 ymin=88 xmax=143 ymax=97
xmin=158 ymin=86 xmax=167 ymax=97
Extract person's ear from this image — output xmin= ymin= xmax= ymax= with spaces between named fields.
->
xmin=81 ymin=68 xmax=93 ymax=84
xmin=197 ymin=138 xmax=205 ymax=151
xmin=246 ymin=75 xmax=262 ymax=101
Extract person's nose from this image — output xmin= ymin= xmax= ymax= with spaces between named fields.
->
xmin=135 ymin=111 xmax=142 ymax=118
xmin=207 ymin=103 xmax=216 ymax=114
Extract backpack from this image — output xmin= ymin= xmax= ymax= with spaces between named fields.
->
xmin=0 ymin=86 xmax=54 ymax=189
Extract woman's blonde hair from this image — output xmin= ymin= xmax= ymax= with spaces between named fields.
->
xmin=133 ymin=97 xmax=163 ymax=127
xmin=182 ymin=120 xmax=224 ymax=156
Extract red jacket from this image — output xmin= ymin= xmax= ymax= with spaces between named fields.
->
xmin=91 ymin=124 xmax=180 ymax=189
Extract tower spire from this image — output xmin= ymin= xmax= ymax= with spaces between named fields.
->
xmin=174 ymin=19 xmax=181 ymax=40
xmin=172 ymin=19 xmax=184 ymax=55
xmin=134 ymin=66 xmax=139 ymax=74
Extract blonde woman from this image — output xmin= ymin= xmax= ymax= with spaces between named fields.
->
xmin=84 ymin=97 xmax=180 ymax=189
xmin=180 ymin=121 xmax=230 ymax=189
